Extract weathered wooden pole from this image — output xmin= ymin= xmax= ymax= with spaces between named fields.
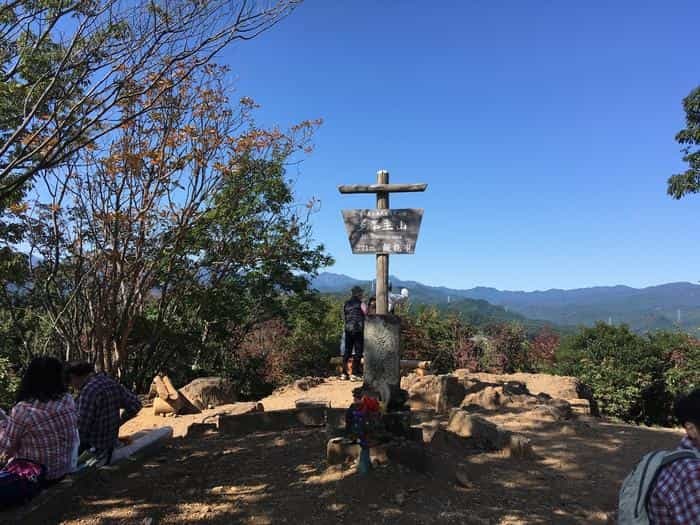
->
xmin=375 ymin=169 xmax=389 ymax=315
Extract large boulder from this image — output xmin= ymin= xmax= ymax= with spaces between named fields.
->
xmin=461 ymin=385 xmax=504 ymax=411
xmin=531 ymin=398 xmax=573 ymax=421
xmin=401 ymin=373 xmax=465 ymax=412
xmin=445 ymin=411 xmax=510 ymax=450
xmin=179 ymin=377 xmax=238 ymax=411
xmin=455 ymin=371 xmax=583 ymax=401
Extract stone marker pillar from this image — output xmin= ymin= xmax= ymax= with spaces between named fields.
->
xmin=363 ymin=314 xmax=401 ymax=406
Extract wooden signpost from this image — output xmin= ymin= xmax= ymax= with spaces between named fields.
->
xmin=339 ymin=170 xmax=427 ymax=315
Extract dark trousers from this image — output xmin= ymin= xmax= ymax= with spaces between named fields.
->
xmin=343 ymin=330 xmax=364 ymax=376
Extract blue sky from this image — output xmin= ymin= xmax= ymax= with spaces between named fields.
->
xmin=221 ymin=0 xmax=700 ymax=291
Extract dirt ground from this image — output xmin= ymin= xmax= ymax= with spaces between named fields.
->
xmin=47 ymin=378 xmax=684 ymax=525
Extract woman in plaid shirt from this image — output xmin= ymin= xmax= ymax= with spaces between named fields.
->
xmin=0 ymin=357 xmax=78 ymax=503
xmin=647 ymin=389 xmax=700 ymax=524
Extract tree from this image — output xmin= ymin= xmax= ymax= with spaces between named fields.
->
xmin=557 ymin=323 xmax=669 ymax=424
xmin=485 ymin=322 xmax=528 ymax=373
xmin=0 ymin=0 xmax=302 ymax=201
xmin=530 ymin=326 xmax=559 ymax=371
xmin=667 ymin=86 xmax=700 ymax=198
xmin=22 ymin=62 xmax=328 ymax=381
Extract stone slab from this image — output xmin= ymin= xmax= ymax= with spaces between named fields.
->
xmin=217 ymin=407 xmax=327 ymax=436
xmin=326 ymin=437 xmax=426 ymax=472
xmin=364 ymin=314 xmax=401 ymax=404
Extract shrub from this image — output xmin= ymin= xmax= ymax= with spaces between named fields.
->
xmin=557 ymin=323 xmax=670 ymax=424
xmin=0 ymin=356 xmax=18 ymax=409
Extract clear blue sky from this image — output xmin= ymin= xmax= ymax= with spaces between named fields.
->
xmin=221 ymin=0 xmax=700 ymax=291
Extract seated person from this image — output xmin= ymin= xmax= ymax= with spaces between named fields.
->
xmin=0 ymin=357 xmax=78 ymax=506
xmin=66 ymin=362 xmax=141 ymax=465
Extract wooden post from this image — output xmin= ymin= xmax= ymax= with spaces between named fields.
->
xmin=376 ymin=170 xmax=389 ymax=315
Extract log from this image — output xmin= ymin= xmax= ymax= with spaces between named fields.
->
xmin=161 ymin=376 xmax=180 ymax=401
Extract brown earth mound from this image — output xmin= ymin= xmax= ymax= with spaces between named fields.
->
xmin=56 ymin=372 xmax=683 ymax=525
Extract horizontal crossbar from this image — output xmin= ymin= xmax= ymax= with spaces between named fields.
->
xmin=338 ymin=183 xmax=428 ymax=194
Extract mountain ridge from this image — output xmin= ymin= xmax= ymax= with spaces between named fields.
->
xmin=312 ymin=272 xmax=700 ymax=332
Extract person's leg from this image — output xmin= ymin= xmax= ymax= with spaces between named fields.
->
xmin=342 ymin=330 xmax=353 ymax=378
xmin=352 ymin=331 xmax=364 ymax=377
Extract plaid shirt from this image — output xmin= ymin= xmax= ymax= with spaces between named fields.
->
xmin=0 ymin=394 xmax=78 ymax=480
xmin=647 ymin=437 xmax=700 ymax=524
xmin=77 ymin=373 xmax=141 ymax=453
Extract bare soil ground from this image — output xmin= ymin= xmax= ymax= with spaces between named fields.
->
xmin=49 ymin=378 xmax=682 ymax=525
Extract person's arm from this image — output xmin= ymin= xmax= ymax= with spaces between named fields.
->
xmin=118 ymin=384 xmax=142 ymax=425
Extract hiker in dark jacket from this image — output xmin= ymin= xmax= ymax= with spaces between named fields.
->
xmin=342 ymin=286 xmax=366 ymax=381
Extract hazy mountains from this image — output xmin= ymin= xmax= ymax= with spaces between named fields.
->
xmin=313 ymin=272 xmax=700 ymax=333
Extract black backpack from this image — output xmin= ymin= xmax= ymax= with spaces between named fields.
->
xmin=344 ymin=299 xmax=364 ymax=334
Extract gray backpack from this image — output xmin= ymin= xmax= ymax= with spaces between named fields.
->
xmin=617 ymin=448 xmax=700 ymax=524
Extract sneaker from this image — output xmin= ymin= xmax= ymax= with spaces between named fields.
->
xmin=341 ymin=373 xmax=350 ymax=381
xmin=349 ymin=374 xmax=362 ymax=382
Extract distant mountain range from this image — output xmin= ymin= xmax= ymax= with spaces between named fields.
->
xmin=312 ymin=272 xmax=700 ymax=333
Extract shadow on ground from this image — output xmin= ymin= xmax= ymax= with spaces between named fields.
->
xmin=45 ymin=418 xmax=682 ymax=525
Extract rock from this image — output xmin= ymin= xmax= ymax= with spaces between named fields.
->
xmin=446 ymin=412 xmax=510 ymax=449
xmin=454 ymin=371 xmax=589 ymax=404
xmin=402 ymin=374 xmax=441 ymax=410
xmin=386 ymin=440 xmax=428 ymax=472
xmin=505 ymin=434 xmax=535 ymax=460
xmin=180 ymin=377 xmax=237 ymax=411
xmin=326 ymin=438 xmax=360 ymax=465
xmin=295 ymin=398 xmax=331 ymax=408
xmin=503 ymin=381 xmax=529 ymax=396
xmin=460 ymin=386 xmax=503 ymax=411
xmin=185 ymin=422 xmax=217 ymax=437
xmin=569 ymin=398 xmax=591 ymax=416
xmin=436 ymin=375 xmax=467 ymax=413
xmin=402 ymin=374 xmax=465 ymax=412
xmin=455 ymin=467 xmax=472 ymax=488
xmin=547 ymin=398 xmax=572 ymax=419
xmin=294 ymin=377 xmax=324 ymax=391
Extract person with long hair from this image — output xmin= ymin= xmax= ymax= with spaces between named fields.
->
xmin=0 ymin=357 xmax=78 ymax=506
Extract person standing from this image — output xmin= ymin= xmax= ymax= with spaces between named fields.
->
xmin=342 ymin=286 xmax=366 ymax=381
xmin=65 ymin=362 xmax=142 ymax=465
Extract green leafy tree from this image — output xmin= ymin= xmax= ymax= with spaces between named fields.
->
xmin=484 ymin=322 xmax=529 ymax=373
xmin=656 ymin=331 xmax=700 ymax=398
xmin=667 ymin=86 xmax=700 ymax=198
xmin=557 ymin=323 xmax=669 ymax=424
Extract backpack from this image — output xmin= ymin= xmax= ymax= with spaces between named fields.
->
xmin=0 ymin=458 xmax=46 ymax=508
xmin=617 ymin=448 xmax=700 ymax=524
xmin=344 ymin=299 xmax=364 ymax=334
